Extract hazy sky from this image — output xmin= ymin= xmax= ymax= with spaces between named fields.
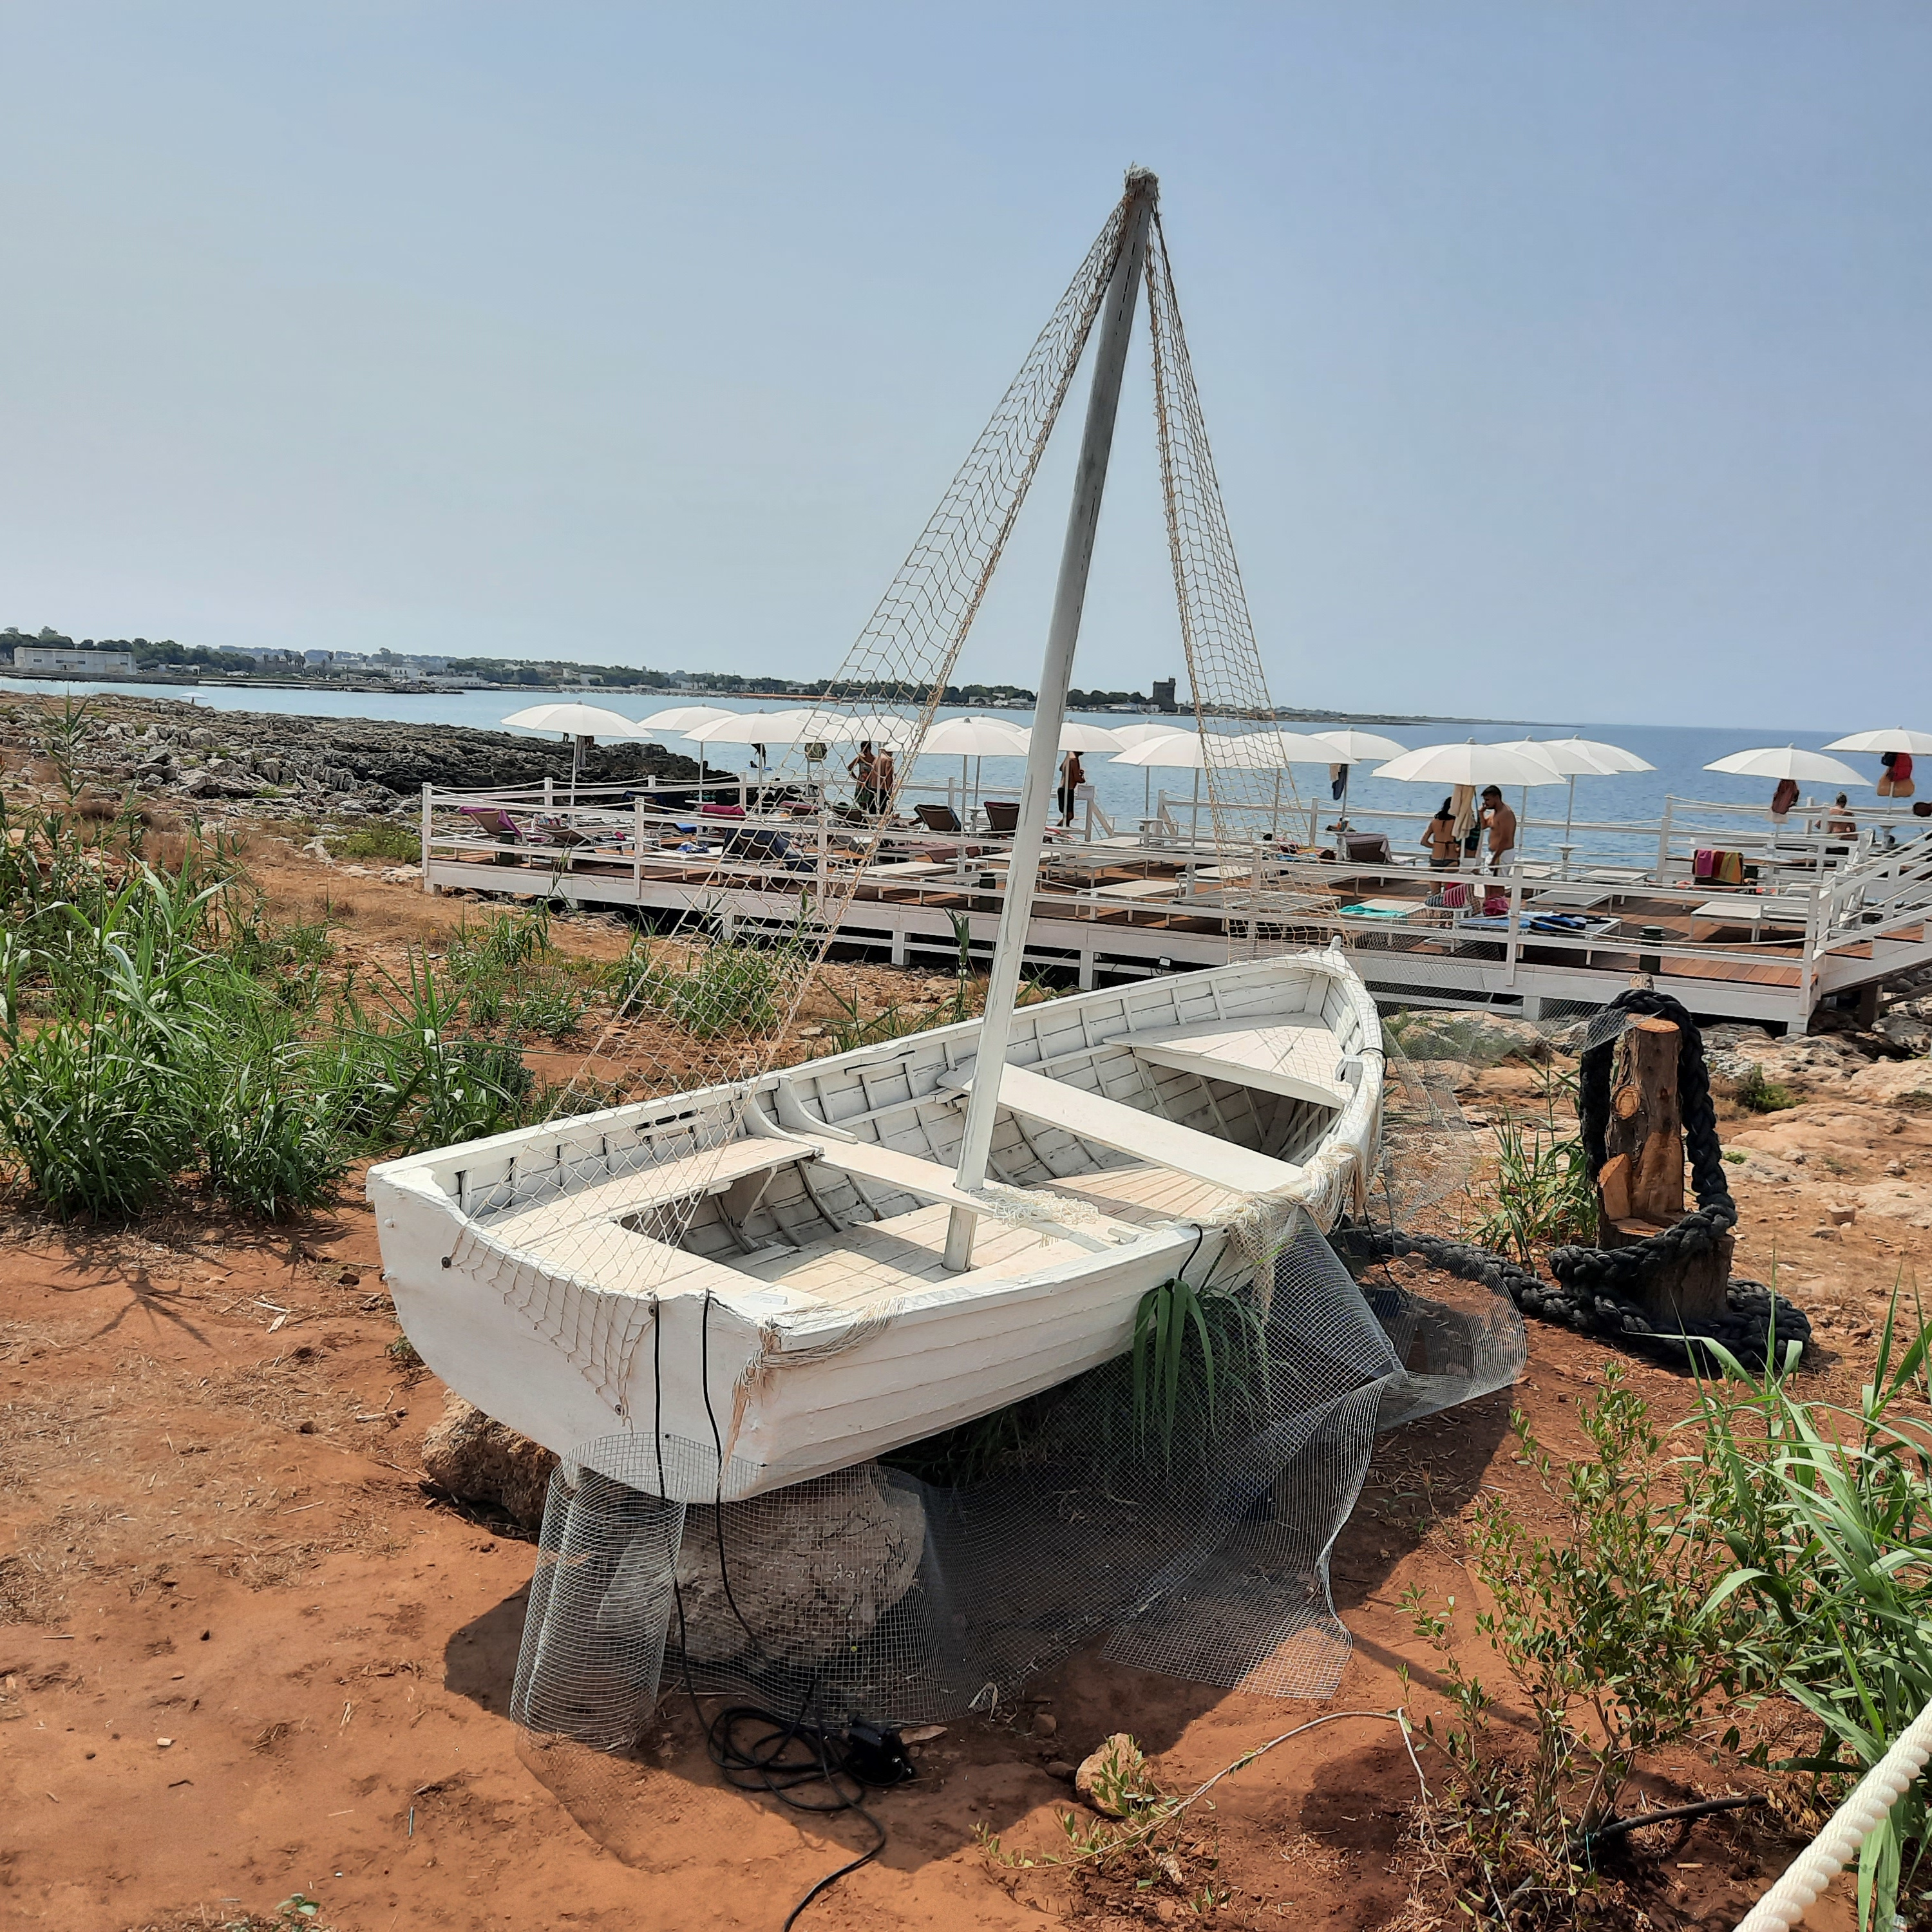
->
xmin=3 ymin=5 xmax=1928 ymax=726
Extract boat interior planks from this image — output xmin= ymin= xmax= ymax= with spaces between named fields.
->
xmin=367 ymin=947 xmax=1383 ymax=1499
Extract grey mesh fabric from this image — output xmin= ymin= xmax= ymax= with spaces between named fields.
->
xmin=509 ymin=1208 xmax=1524 ymax=1745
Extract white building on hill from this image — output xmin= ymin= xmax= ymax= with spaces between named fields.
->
xmin=13 ymin=645 xmax=135 ymax=673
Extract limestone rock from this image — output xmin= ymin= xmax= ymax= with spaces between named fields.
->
xmin=1848 ymin=1059 xmax=1932 ymax=1107
xmin=1850 ymin=1178 xmax=1932 ymax=1230
xmin=670 ymin=1466 xmax=926 ymax=1665
xmin=1075 ymin=1733 xmax=1155 ymax=1818
xmin=420 ymin=1392 xmax=559 ymax=1530
xmin=1877 ymin=1009 xmax=1932 ymax=1054
xmin=1386 ymin=1012 xmax=1551 ymax=1067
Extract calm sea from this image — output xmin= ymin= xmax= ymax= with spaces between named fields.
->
xmin=1 ymin=677 xmax=1892 ymax=862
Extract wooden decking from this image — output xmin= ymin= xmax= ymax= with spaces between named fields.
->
xmin=419 ymin=788 xmax=1932 ymax=1030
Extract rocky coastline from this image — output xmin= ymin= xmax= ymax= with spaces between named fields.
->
xmin=0 ymin=692 xmax=708 ymax=819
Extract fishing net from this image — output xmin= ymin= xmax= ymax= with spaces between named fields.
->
xmin=384 ymin=176 xmax=1537 ymax=1828
xmin=508 ymin=1200 xmax=1525 ymax=1756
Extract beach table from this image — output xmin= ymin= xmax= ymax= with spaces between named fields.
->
xmin=1689 ymin=895 xmax=1814 ymax=941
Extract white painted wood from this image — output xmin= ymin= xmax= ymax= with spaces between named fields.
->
xmin=947 ymin=175 xmax=1159 ymax=1267
xmin=367 ymin=947 xmax=1383 ymax=1502
xmin=804 ymin=1137 xmax=1117 ymax=1251
xmin=940 ymin=1061 xmax=1307 ymax=1198
xmin=1127 ymin=1016 xmax=1350 ymax=1109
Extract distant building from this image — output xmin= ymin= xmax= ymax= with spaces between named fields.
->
xmin=302 ymin=649 xmax=334 ymax=668
xmin=1151 ymin=677 xmax=1178 ymax=714
xmin=13 ymin=645 xmax=135 ymax=673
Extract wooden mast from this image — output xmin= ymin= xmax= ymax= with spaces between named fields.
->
xmin=943 ymin=169 xmax=1158 ymax=1271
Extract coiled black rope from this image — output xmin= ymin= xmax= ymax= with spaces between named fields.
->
xmin=1340 ymin=988 xmax=1809 ymax=1372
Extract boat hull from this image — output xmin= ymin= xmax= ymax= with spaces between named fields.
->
xmin=369 ymin=948 xmax=1383 ymax=1501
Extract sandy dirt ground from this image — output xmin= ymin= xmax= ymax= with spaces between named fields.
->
xmin=3 ymin=858 xmax=1926 ymax=1932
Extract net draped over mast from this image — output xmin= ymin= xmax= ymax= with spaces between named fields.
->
xmin=412 ymin=178 xmax=1529 ymax=1792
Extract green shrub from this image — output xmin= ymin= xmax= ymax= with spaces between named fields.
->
xmin=325 ymin=822 xmax=419 ymax=863
xmin=1736 ymin=1064 xmax=1800 ymax=1112
xmin=0 ymin=1018 xmax=194 ymax=1217
xmin=1472 ymin=1108 xmax=1598 ymax=1258
xmin=190 ymin=1047 xmax=349 ymax=1218
xmin=1699 ymin=1306 xmax=1932 ymax=1931
xmin=513 ymin=980 xmax=588 ymax=1042
xmin=625 ymin=940 xmax=782 ymax=1040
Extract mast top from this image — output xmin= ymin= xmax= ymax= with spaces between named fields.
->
xmin=1123 ymin=166 xmax=1159 ymax=205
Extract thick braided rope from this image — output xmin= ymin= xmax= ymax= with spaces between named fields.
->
xmin=1549 ymin=988 xmax=1738 ymax=1296
xmin=1336 ymin=987 xmax=1810 ymax=1370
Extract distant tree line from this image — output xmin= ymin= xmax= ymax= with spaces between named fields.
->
xmin=0 ymin=626 xmax=1049 ymax=705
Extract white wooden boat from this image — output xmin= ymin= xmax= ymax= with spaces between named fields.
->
xmin=366 ymin=944 xmax=1383 ymax=1501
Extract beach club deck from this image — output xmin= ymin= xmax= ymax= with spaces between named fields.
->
xmin=413 ymin=781 xmax=1932 ymax=1030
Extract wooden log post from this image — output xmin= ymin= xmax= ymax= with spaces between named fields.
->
xmin=1595 ymin=1016 xmax=1732 ymax=1323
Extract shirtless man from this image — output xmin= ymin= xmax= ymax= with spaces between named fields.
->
xmin=1480 ymin=786 xmax=1518 ymax=873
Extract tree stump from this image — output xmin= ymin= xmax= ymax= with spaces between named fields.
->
xmin=1595 ymin=1017 xmax=1731 ymax=1323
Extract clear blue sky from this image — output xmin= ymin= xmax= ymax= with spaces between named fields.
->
xmin=3 ymin=4 xmax=1927 ymax=726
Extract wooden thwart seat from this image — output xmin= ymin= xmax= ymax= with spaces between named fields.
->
xmin=1126 ymin=1017 xmax=1352 ymax=1109
xmin=940 ymin=1061 xmax=1308 ymax=1198
xmin=792 ymin=1134 xmax=1114 ymax=1253
xmin=487 ymin=1139 xmax=813 ymax=1246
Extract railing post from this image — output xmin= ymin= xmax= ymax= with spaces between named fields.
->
xmin=1656 ymin=797 xmax=1673 ymax=880
xmin=420 ymin=784 xmax=437 ymax=895
xmin=1504 ymin=871 xmax=1522 ymax=984
xmin=544 ymin=775 xmax=554 ymax=810
xmin=632 ymin=797 xmax=646 ymax=893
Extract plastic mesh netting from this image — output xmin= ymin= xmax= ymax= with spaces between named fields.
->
xmin=508 ymin=1206 xmax=1524 ymax=1748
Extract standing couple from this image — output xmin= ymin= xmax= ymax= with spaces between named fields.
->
xmin=848 ymin=740 xmax=897 ymax=818
xmin=1421 ymin=784 xmax=1519 ymax=872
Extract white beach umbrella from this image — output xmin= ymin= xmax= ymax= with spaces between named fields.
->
xmin=919 ymin=715 xmax=1031 ymax=755
xmin=916 ymin=714 xmax=1031 ymax=820
xmin=632 ymin=704 xmax=734 ymax=734
xmin=1056 ymin=721 xmax=1126 ymax=753
xmin=1372 ymin=742 xmax=1567 ymax=789
xmin=1109 ymin=729 xmax=1265 ymax=834
xmin=1306 ymin=726 xmax=1410 ymax=762
xmin=1823 ymin=728 xmax=1932 ymax=755
xmin=682 ymin=710 xmax=791 ymax=746
xmin=1112 ymin=720 xmax=1191 ymax=748
xmin=502 ymin=701 xmax=654 ymax=800
xmin=1489 ymin=737 xmax=1654 ymax=866
xmin=1538 ymin=734 xmax=1654 ymax=774
xmin=1302 ymin=726 xmax=1409 ymax=831
xmin=500 ymin=701 xmax=649 ymax=738
xmin=1703 ymin=746 xmax=1869 ymax=786
xmin=1372 ymin=742 xmax=1564 ymax=867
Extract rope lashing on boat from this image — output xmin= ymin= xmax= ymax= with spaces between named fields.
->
xmin=1339 ymin=988 xmax=1810 ymax=1372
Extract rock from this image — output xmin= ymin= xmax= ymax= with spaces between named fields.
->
xmin=1386 ymin=1012 xmax=1550 ymax=1066
xmin=1809 ymin=1226 xmax=1840 ymax=1241
xmin=1848 ymin=1060 xmax=1932 ymax=1107
xmin=1032 ymin=1711 xmax=1058 ymax=1739
xmin=419 ymin=1393 xmax=559 ymax=1530
xmin=1877 ymin=1011 xmax=1932 ymax=1054
xmin=1074 ymin=1733 xmax=1154 ymax=1819
xmin=187 ymin=727 xmax=216 ymax=748
xmin=1825 ymin=1204 xmax=1857 ymax=1226
xmin=1850 ymin=1179 xmax=1932 ymax=1229
xmin=665 ymin=1466 xmax=925 ymax=1665
xmin=1045 ymin=1758 xmax=1076 ymax=1781
xmin=1709 ymin=1027 xmax=1871 ymax=1095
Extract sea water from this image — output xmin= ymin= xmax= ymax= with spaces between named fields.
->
xmin=0 ymin=677 xmax=1890 ymax=866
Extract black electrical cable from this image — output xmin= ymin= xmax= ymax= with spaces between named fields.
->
xmin=1586 ymin=1792 xmax=1763 ymax=1849
xmin=706 ymin=1699 xmax=902 ymax=1931
xmin=685 ymin=1287 xmax=902 ymax=1929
